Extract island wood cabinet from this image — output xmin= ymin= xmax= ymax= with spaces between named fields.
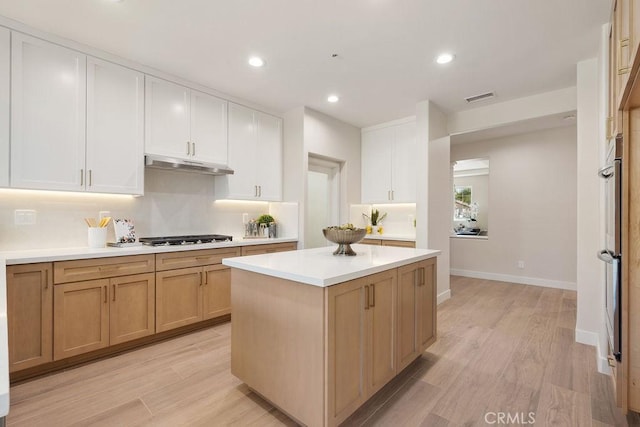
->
xmin=155 ymin=247 xmax=241 ymax=332
xmin=145 ymin=75 xmax=228 ymax=166
xmin=230 ymin=257 xmax=436 ymax=427
xmin=10 ymin=32 xmax=144 ymax=194
xmin=52 ymin=255 xmax=155 ymax=360
xmin=326 ymin=269 xmax=397 ymax=425
xmin=397 ymin=258 xmax=436 ymax=372
xmin=361 ymin=120 xmax=416 ymax=203
xmin=216 ymin=102 xmax=283 ymax=201
xmin=6 ymin=263 xmax=53 ymax=372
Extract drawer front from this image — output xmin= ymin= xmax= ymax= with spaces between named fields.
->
xmin=241 ymin=242 xmax=297 ymax=256
xmin=381 ymin=240 xmax=415 ymax=248
xmin=54 ymin=255 xmax=155 ymax=284
xmin=155 ymin=247 xmax=242 ymax=271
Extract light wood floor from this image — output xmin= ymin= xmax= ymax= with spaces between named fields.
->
xmin=7 ymin=276 xmax=639 ymax=426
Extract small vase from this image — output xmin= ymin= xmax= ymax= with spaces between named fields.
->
xmin=371 ymin=226 xmax=378 ymax=235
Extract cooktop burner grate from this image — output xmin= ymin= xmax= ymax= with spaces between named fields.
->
xmin=138 ymin=234 xmax=233 ymax=246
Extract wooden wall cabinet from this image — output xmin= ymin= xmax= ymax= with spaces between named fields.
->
xmin=6 ymin=263 xmax=53 ymax=372
xmin=155 ymin=247 xmax=241 ymax=332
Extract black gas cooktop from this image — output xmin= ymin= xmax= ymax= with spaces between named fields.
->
xmin=138 ymin=234 xmax=233 ymax=246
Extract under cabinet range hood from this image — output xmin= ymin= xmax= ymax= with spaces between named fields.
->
xmin=144 ymin=155 xmax=234 ymax=176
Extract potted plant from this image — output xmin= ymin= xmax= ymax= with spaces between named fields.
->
xmin=362 ymin=209 xmax=387 ymax=234
xmin=256 ymin=214 xmax=276 ymax=238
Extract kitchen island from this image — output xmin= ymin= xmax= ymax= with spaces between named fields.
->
xmin=223 ymin=244 xmax=440 ymax=427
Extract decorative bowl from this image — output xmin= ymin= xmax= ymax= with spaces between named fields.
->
xmin=323 ymin=227 xmax=367 ymax=256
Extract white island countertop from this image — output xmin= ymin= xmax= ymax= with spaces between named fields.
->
xmin=223 ymin=244 xmax=440 ymax=287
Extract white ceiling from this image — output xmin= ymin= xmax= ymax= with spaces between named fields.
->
xmin=0 ymin=0 xmax=611 ymax=128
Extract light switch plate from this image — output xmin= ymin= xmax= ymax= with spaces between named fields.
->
xmin=14 ymin=209 xmax=37 ymax=225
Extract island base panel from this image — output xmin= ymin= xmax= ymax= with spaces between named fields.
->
xmin=230 ymin=269 xmax=325 ymax=427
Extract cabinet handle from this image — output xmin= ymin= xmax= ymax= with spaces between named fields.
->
xmin=186 ymin=141 xmax=191 ymax=156
xmin=203 ymin=271 xmax=208 ymax=285
xmin=80 ymin=169 xmax=84 ymax=186
xmin=199 ymin=271 xmax=203 ymax=286
xmin=392 ymin=190 xmax=394 ymax=200
xmin=112 ymin=284 xmax=116 ymax=301
xmin=88 ymin=170 xmax=92 ymax=187
xmin=370 ymin=283 xmax=375 ymax=308
xmin=103 ymin=286 xmax=107 ymax=304
xmin=43 ymin=269 xmax=49 ymax=290
xmin=254 ymin=185 xmax=258 ymax=197
xmin=192 ymin=142 xmax=196 ymax=157
xmin=364 ymin=285 xmax=370 ymax=310
xmin=420 ymin=267 xmax=425 ymax=286
xmin=259 ymin=186 xmax=262 ymax=197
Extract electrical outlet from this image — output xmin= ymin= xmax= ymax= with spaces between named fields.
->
xmin=517 ymin=260 xmax=525 ymax=269
xmin=14 ymin=209 xmax=37 ymax=225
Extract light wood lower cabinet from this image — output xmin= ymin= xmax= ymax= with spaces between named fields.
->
xmin=6 ymin=263 xmax=53 ymax=372
xmin=155 ymin=266 xmax=203 ymax=332
xmin=361 ymin=239 xmax=416 ymax=248
xmin=327 ymin=270 xmax=397 ymax=425
xmin=109 ymin=273 xmax=155 ymax=345
xmin=203 ymin=264 xmax=232 ymax=319
xmin=155 ymin=247 xmax=241 ymax=332
xmin=240 ymin=242 xmax=297 ymax=256
xmin=53 ymin=273 xmax=155 ymax=360
xmin=397 ymin=258 xmax=436 ymax=372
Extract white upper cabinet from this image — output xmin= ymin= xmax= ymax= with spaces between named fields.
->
xmin=145 ymin=76 xmax=228 ymax=164
xmin=190 ymin=89 xmax=228 ymax=165
xmin=86 ymin=57 xmax=144 ymax=195
xmin=361 ymin=120 xmax=416 ymax=204
xmin=0 ymin=27 xmax=9 ymax=188
xmin=11 ymin=33 xmax=86 ymax=191
xmin=216 ymin=103 xmax=282 ymax=201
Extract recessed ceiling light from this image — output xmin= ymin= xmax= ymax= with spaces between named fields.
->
xmin=248 ymin=57 xmax=265 ymax=67
xmin=436 ymin=53 xmax=454 ymax=64
xmin=327 ymin=95 xmax=339 ymax=103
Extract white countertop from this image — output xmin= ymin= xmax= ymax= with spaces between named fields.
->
xmin=0 ymin=259 xmax=8 ymax=417
xmin=0 ymin=238 xmax=298 ymax=265
xmin=362 ymin=234 xmax=416 ymax=242
xmin=449 ymin=234 xmax=489 ymax=240
xmin=223 ymin=244 xmax=440 ymax=287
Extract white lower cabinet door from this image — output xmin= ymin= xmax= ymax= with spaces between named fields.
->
xmin=11 ymin=32 xmax=87 ymax=191
xmin=86 ymin=57 xmax=144 ymax=195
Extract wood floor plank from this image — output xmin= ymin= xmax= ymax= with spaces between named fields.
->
xmin=68 ymin=399 xmax=152 ymax=427
xmin=535 ymin=382 xmax=592 ymax=426
xmin=363 ymin=378 xmax=441 ymax=426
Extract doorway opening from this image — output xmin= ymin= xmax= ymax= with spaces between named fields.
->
xmin=306 ymin=155 xmax=341 ymax=248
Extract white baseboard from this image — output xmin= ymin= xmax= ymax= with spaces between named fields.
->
xmin=575 ymin=328 xmax=598 ymax=346
xmin=437 ymin=289 xmax=451 ymax=305
xmin=450 ymin=269 xmax=576 ymax=291
xmin=576 ymin=328 xmax=612 ymax=375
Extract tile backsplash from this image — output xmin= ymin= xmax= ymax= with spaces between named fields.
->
xmin=350 ymin=203 xmax=416 ymax=237
xmin=0 ymin=169 xmax=298 ymax=251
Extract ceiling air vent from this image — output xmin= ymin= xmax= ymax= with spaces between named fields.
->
xmin=464 ymin=91 xmax=495 ymax=103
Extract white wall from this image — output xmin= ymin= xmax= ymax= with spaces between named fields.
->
xmin=575 ymin=57 xmax=606 ymax=364
xmin=304 ymin=108 xmax=362 ymax=222
xmin=450 ymin=125 xmax=577 ymax=289
xmin=0 ymin=169 xmax=297 ymax=251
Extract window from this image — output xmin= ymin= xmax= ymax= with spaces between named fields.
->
xmin=454 ymin=186 xmax=473 ymax=220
